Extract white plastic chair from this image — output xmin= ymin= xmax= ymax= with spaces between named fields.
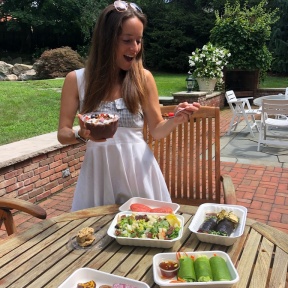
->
xmin=225 ymin=90 xmax=260 ymax=137
xmin=257 ymin=99 xmax=288 ymax=151
xmin=285 ymin=87 xmax=288 ymax=99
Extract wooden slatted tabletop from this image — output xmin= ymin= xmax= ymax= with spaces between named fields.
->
xmin=0 ymin=204 xmax=287 ymax=288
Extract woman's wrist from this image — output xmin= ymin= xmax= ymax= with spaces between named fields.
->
xmin=74 ymin=129 xmax=88 ymax=143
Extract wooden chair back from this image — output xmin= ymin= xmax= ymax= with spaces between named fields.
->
xmin=143 ymin=105 xmax=222 ymax=206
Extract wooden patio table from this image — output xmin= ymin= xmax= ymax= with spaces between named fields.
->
xmin=0 ymin=204 xmax=287 ymax=287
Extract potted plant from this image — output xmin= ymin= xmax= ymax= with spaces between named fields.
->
xmin=188 ymin=42 xmax=230 ymax=92
xmin=210 ymin=0 xmax=279 ymax=95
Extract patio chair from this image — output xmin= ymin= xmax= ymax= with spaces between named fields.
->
xmin=0 ymin=198 xmax=47 ymax=236
xmin=225 ymin=90 xmax=260 ymax=137
xmin=257 ymin=99 xmax=288 ymax=151
xmin=143 ymin=105 xmax=236 ymax=206
xmin=285 ymin=87 xmax=288 ymax=99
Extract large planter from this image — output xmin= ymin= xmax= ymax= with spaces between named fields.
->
xmin=196 ymin=78 xmax=217 ymax=92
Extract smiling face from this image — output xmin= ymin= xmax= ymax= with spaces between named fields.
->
xmin=116 ymin=17 xmax=144 ymax=71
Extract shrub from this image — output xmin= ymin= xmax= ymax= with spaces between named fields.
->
xmin=210 ymin=0 xmax=279 ymax=79
xmin=34 ymin=46 xmax=85 ymax=79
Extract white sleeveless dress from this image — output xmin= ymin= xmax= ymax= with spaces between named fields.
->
xmin=71 ymin=68 xmax=171 ymax=211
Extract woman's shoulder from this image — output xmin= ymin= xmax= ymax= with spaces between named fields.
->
xmin=143 ymin=69 xmax=156 ymax=85
xmin=143 ymin=68 xmax=152 ymax=77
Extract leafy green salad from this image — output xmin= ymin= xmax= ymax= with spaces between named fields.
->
xmin=114 ymin=213 xmax=181 ymax=240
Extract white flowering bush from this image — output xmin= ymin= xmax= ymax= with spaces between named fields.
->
xmin=189 ymin=42 xmax=230 ymax=79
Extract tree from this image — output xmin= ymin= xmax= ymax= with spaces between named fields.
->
xmin=268 ymin=0 xmax=288 ymax=74
xmin=210 ymin=0 xmax=279 ymax=78
xmin=138 ymin=0 xmax=216 ymax=72
xmin=0 ymin=0 xmax=108 ymax=53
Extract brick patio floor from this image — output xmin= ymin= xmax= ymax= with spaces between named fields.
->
xmin=1 ymin=107 xmax=288 ymax=239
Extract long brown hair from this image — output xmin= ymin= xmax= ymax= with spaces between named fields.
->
xmin=81 ymin=4 xmax=147 ymax=114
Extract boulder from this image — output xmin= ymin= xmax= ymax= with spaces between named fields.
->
xmin=5 ymin=74 xmax=18 ymax=81
xmin=0 ymin=61 xmax=13 ymax=75
xmin=0 ymin=61 xmax=37 ymax=81
xmin=18 ymin=69 xmax=37 ymax=81
xmin=12 ymin=63 xmax=33 ymax=76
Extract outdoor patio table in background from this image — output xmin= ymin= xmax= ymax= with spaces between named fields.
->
xmin=253 ymin=94 xmax=287 ymax=106
xmin=0 ymin=204 xmax=287 ymax=287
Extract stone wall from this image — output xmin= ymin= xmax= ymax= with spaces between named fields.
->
xmin=160 ymin=91 xmax=225 ymax=108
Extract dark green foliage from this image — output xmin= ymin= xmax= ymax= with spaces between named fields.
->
xmin=138 ymin=0 xmax=215 ymax=72
xmin=210 ymin=0 xmax=279 ymax=77
xmin=268 ymin=0 xmax=288 ymax=74
xmin=34 ymin=47 xmax=85 ymax=79
xmin=0 ymin=0 xmax=287 ymax=75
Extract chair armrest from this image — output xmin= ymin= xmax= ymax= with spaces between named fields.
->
xmin=0 ymin=198 xmax=47 ymax=219
xmin=220 ymin=174 xmax=237 ymax=205
xmin=241 ymin=97 xmax=254 ymax=100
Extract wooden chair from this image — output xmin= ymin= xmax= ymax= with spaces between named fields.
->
xmin=143 ymin=105 xmax=236 ymax=206
xmin=0 ymin=198 xmax=47 ymax=236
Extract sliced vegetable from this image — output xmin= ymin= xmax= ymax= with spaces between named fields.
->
xmin=130 ymin=203 xmax=151 ymax=212
xmin=150 ymin=207 xmax=173 ymax=213
xmin=114 ymin=214 xmax=181 ymax=240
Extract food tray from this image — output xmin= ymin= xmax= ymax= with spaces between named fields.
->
xmin=153 ymin=251 xmax=239 ymax=288
xmin=107 ymin=211 xmax=184 ymax=248
xmin=58 ymin=267 xmax=149 ymax=288
xmin=119 ymin=197 xmax=180 ymax=213
xmin=189 ymin=203 xmax=247 ymax=246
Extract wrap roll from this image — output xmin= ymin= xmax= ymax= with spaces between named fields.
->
xmin=177 ymin=256 xmax=196 ymax=282
xmin=215 ymin=218 xmax=235 ymax=236
xmin=194 ymin=255 xmax=213 ymax=282
xmin=209 ymin=255 xmax=232 ymax=281
xmin=197 ymin=216 xmax=217 ymax=233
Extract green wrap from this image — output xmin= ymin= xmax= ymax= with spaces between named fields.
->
xmin=177 ymin=256 xmax=196 ymax=282
xmin=209 ymin=256 xmax=232 ymax=281
xmin=194 ymin=255 xmax=213 ymax=282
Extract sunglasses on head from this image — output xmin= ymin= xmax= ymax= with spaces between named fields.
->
xmin=114 ymin=1 xmax=143 ymax=13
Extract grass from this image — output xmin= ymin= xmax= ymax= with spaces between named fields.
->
xmin=0 ymin=73 xmax=287 ymax=146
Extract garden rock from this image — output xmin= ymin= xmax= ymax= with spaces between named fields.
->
xmin=0 ymin=61 xmax=36 ymax=81
xmin=12 ymin=63 xmax=33 ymax=76
xmin=0 ymin=61 xmax=13 ymax=76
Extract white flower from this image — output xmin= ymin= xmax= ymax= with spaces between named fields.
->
xmin=189 ymin=42 xmax=230 ymax=79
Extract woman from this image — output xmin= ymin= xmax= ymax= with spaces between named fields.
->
xmin=57 ymin=2 xmax=200 ymax=211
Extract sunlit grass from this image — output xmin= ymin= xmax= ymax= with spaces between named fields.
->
xmin=0 ymin=74 xmax=287 ymax=145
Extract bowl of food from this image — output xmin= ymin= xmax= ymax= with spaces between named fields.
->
xmin=153 ymin=251 xmax=239 ymax=287
xmin=58 ymin=267 xmax=149 ymax=288
xmin=107 ymin=211 xmax=184 ymax=248
xmin=81 ymin=112 xmax=119 ymax=141
xmin=118 ymin=197 xmax=180 ymax=214
xmin=189 ymin=203 xmax=247 ymax=246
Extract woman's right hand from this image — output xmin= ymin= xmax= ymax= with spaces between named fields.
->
xmin=77 ymin=114 xmax=106 ymax=142
xmin=77 ymin=114 xmax=91 ymax=140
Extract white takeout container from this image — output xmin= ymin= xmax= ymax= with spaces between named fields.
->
xmin=189 ymin=203 xmax=247 ymax=246
xmin=107 ymin=211 xmax=184 ymax=248
xmin=153 ymin=251 xmax=239 ymax=288
xmin=119 ymin=197 xmax=180 ymax=213
xmin=58 ymin=267 xmax=149 ymax=288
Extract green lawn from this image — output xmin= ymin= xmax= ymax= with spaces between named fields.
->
xmin=0 ymin=73 xmax=287 ymax=146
